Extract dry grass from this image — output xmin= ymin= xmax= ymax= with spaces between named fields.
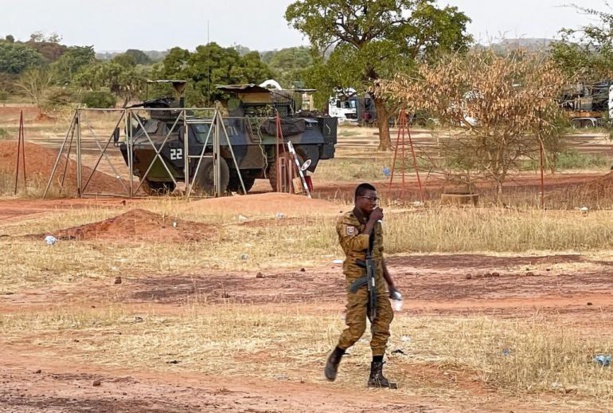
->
xmin=384 ymin=208 xmax=613 ymax=253
xmin=2 ymin=305 xmax=612 ymax=406
xmin=3 ymin=205 xmax=613 ymax=293
xmin=4 ymin=112 xmax=613 ymax=411
xmin=315 ymin=158 xmax=388 ymax=182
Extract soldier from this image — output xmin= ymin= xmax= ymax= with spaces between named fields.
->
xmin=325 ymin=182 xmax=401 ymax=388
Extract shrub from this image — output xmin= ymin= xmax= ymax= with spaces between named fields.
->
xmin=81 ymin=91 xmax=116 ymax=108
xmin=41 ymin=87 xmax=75 ymax=112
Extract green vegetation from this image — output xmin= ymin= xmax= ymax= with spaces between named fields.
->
xmin=286 ymin=0 xmax=472 ymax=150
xmin=81 ymin=90 xmax=116 ymax=108
xmin=548 ymin=150 xmax=610 ymax=170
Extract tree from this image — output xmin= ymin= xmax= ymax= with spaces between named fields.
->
xmin=100 ymin=62 xmax=148 ymax=107
xmin=51 ymin=46 xmax=96 ymax=85
xmin=15 ymin=67 xmax=55 ymax=108
xmin=267 ymin=46 xmax=313 ymax=88
xmin=380 ymin=49 xmax=568 ymax=203
xmin=26 ymin=32 xmax=67 ymax=63
xmin=0 ymin=42 xmax=44 ymax=74
xmin=551 ymin=5 xmax=613 ymax=82
xmin=155 ymin=43 xmax=274 ymax=106
xmin=286 ymin=0 xmax=472 ymax=150
xmin=124 ymin=49 xmax=152 ymax=65
xmin=27 ymin=41 xmax=67 ymax=63
xmin=112 ymin=53 xmax=137 ymax=68
xmin=29 ymin=31 xmax=62 ymax=44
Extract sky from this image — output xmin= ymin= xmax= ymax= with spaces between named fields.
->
xmin=0 ymin=0 xmax=611 ymax=52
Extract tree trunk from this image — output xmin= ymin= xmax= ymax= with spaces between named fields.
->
xmin=495 ymin=180 xmax=503 ymax=206
xmin=374 ymin=97 xmax=392 ymax=151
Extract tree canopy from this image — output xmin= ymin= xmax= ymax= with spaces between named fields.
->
xmin=286 ymin=0 xmax=472 ymax=149
xmin=551 ymin=5 xmax=613 ymax=82
xmin=0 ymin=41 xmax=44 ymax=75
xmin=155 ymin=43 xmax=274 ymax=106
xmin=380 ymin=49 xmax=568 ymax=202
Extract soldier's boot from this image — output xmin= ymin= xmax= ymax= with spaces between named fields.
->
xmin=324 ymin=347 xmax=345 ymax=381
xmin=367 ymin=361 xmax=398 ymax=389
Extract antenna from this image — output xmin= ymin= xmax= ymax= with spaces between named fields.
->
xmin=207 ymin=20 xmax=212 ymax=106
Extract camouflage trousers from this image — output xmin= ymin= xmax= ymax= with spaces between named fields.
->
xmin=337 ymin=276 xmax=394 ymax=356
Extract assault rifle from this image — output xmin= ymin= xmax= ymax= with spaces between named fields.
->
xmin=349 ymin=230 xmax=377 ymax=321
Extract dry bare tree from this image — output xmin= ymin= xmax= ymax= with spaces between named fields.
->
xmin=379 ymin=49 xmax=569 ymax=204
xmin=15 ymin=67 xmax=55 ymax=110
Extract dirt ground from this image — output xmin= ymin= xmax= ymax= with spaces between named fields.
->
xmin=1 ymin=190 xmax=613 ymax=413
xmin=2 ymin=106 xmax=613 ymax=412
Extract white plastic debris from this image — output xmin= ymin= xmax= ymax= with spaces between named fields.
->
xmin=275 ymin=212 xmax=286 ymax=219
xmin=332 ymin=259 xmax=343 ymax=264
xmin=44 ymin=235 xmax=57 ymax=245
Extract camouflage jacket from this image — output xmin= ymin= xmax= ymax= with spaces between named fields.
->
xmin=336 ymin=207 xmax=384 ymax=281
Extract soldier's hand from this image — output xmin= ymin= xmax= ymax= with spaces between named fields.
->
xmin=389 ymin=287 xmax=402 ymax=300
xmin=370 ymin=207 xmax=384 ymax=222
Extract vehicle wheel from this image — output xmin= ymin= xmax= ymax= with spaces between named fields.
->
xmin=268 ymin=152 xmax=300 ymax=192
xmin=141 ymin=179 xmax=176 ymax=196
xmin=193 ymin=157 xmax=230 ymax=195
xmin=227 ymin=169 xmax=256 ymax=194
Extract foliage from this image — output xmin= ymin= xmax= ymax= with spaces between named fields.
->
xmin=0 ymin=72 xmax=17 ymax=94
xmin=0 ymin=41 xmax=44 ymax=75
xmin=380 ymin=49 xmax=569 ymax=202
xmin=81 ymin=90 xmax=116 ymax=108
xmin=75 ymin=61 xmax=147 ymax=107
xmin=51 ymin=46 xmax=96 ymax=85
xmin=551 ymin=5 xmax=613 ymax=82
xmin=266 ymin=46 xmax=313 ymax=88
xmin=102 ymin=62 xmax=149 ymax=107
xmin=41 ymin=86 xmax=75 ymax=112
xmin=154 ymin=43 xmax=274 ymax=106
xmin=26 ymin=41 xmax=67 ymax=63
xmin=15 ymin=67 xmax=55 ymax=107
xmin=112 ymin=53 xmax=137 ymax=68
xmin=124 ymin=49 xmax=152 ymax=65
xmin=29 ymin=31 xmax=62 ymax=44
xmin=550 ymin=149 xmax=610 ymax=170
xmin=286 ymin=0 xmax=472 ymax=150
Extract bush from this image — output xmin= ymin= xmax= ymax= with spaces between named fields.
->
xmin=41 ymin=87 xmax=75 ymax=112
xmin=81 ymin=91 xmax=116 ymax=108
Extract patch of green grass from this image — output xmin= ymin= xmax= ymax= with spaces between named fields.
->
xmin=555 ymin=150 xmax=611 ymax=170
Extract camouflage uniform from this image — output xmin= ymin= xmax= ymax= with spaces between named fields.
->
xmin=335 ymin=208 xmax=394 ymax=356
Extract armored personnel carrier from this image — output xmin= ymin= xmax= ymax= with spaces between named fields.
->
xmin=117 ymin=82 xmax=337 ymax=195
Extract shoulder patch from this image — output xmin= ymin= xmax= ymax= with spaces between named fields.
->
xmin=346 ymin=226 xmax=357 ymax=236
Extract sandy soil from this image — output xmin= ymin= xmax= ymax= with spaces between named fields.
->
xmin=1 ymin=193 xmax=612 ymax=413
xmin=2 ymin=106 xmax=613 ymax=412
